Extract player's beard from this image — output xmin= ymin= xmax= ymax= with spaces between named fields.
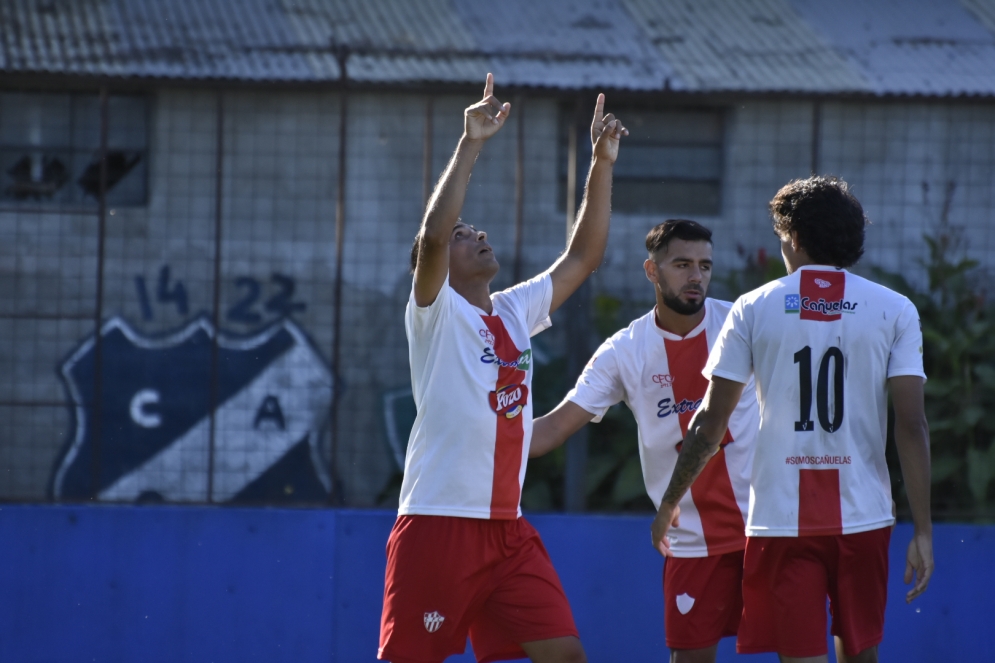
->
xmin=662 ymin=287 xmax=706 ymax=316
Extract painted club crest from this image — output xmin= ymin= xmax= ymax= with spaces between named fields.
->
xmin=51 ymin=316 xmax=334 ymax=502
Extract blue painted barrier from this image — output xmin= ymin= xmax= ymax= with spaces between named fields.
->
xmin=0 ymin=505 xmax=991 ymax=662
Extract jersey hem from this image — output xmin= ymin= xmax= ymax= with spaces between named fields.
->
xmin=886 ymin=369 xmax=928 ymax=380
xmin=397 ymin=506 xmax=522 ymax=520
xmin=746 ymin=517 xmax=895 ymax=537
xmin=702 ymin=367 xmax=750 ymax=384
xmin=668 ymin=539 xmax=746 ymax=558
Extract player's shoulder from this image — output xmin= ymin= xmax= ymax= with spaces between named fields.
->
xmin=731 ymin=275 xmax=792 ymax=311
xmin=606 ymin=309 xmax=656 ymax=346
xmin=844 ymin=271 xmax=915 ymax=305
xmin=592 ymin=309 xmax=657 ymax=358
xmin=706 ymin=297 xmax=734 ymax=316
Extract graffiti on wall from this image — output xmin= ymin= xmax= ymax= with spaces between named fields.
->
xmin=50 ymin=314 xmax=335 ymax=503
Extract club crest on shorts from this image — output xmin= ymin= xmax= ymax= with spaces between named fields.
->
xmin=51 ymin=315 xmax=334 ymax=502
xmin=424 ymin=611 xmax=445 ymax=633
xmin=489 ymin=384 xmax=529 ymax=419
xmin=676 ymin=593 xmax=695 ymax=615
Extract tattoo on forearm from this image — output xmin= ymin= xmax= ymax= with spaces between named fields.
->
xmin=661 ymin=428 xmax=719 ymax=506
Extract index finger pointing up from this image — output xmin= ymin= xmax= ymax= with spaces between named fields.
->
xmin=484 ymin=73 xmax=494 ymax=100
xmin=593 ymin=93 xmax=605 ymax=121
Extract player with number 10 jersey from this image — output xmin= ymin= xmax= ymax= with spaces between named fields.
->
xmin=654 ymin=176 xmax=933 ymax=662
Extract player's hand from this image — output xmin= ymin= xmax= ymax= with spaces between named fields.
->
xmin=464 ymin=73 xmax=511 ymax=142
xmin=590 ymin=94 xmax=627 ymax=164
xmin=651 ymin=503 xmax=680 ymax=557
xmin=904 ymin=530 xmax=934 ymax=603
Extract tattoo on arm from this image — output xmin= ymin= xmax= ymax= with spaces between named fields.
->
xmin=661 ymin=427 xmax=720 ymax=507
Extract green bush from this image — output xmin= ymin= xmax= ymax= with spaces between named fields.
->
xmin=874 ymin=225 xmax=995 ymax=521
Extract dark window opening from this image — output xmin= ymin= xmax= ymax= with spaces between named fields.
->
xmin=0 ymin=92 xmax=148 ymax=206
xmin=560 ymin=104 xmax=724 ymax=217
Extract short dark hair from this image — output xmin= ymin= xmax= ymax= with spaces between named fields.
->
xmin=409 ymin=232 xmax=421 ymax=274
xmin=645 ymin=219 xmax=713 ymax=256
xmin=769 ymin=176 xmax=867 ymax=268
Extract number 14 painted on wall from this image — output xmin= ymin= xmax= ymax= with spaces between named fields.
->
xmin=135 ymin=265 xmax=306 ymax=324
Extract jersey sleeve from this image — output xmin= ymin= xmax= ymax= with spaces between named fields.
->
xmin=565 ymin=339 xmax=625 ymax=422
xmin=406 ymin=275 xmax=455 ymax=336
xmin=496 ymin=272 xmax=554 ymax=337
xmin=703 ymin=295 xmax=754 ymax=384
xmin=887 ymin=299 xmax=927 ymax=380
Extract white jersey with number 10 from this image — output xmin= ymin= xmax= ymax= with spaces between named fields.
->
xmin=704 ymin=266 xmax=926 ymax=537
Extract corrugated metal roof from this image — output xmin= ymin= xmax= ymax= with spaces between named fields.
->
xmin=790 ymin=0 xmax=995 ymax=95
xmin=623 ymin=0 xmax=870 ymax=92
xmin=453 ymin=0 xmax=673 ymax=90
xmin=1 ymin=0 xmax=995 ymax=96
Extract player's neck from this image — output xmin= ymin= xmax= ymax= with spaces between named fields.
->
xmin=654 ymin=300 xmax=706 ymax=337
xmin=451 ymin=278 xmax=493 ymax=314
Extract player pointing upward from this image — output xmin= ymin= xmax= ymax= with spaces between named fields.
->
xmin=378 ymin=75 xmax=626 ymax=663
xmin=654 ymin=176 xmax=933 ymax=663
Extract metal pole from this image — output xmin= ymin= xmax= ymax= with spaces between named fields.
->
xmin=563 ymin=98 xmax=588 ymax=512
xmin=422 ymin=97 xmax=434 ymax=211
xmin=811 ymin=100 xmax=822 ymax=175
xmin=512 ymin=96 xmax=525 ymax=284
xmin=206 ymin=90 xmax=225 ymax=503
xmin=89 ymin=86 xmax=110 ymax=501
xmin=329 ymin=47 xmax=350 ymax=504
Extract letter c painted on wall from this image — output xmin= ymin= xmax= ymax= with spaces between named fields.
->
xmin=129 ymin=389 xmax=162 ymax=428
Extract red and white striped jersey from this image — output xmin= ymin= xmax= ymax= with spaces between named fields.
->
xmin=705 ymin=266 xmax=926 ymax=537
xmin=399 ymin=273 xmax=552 ymax=520
xmin=566 ymin=299 xmax=759 ymax=558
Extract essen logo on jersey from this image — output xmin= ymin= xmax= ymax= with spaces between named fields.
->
xmin=786 ymin=270 xmax=858 ymax=321
xmin=490 ymin=384 xmax=529 ymax=418
xmin=481 ymin=347 xmax=531 ymax=372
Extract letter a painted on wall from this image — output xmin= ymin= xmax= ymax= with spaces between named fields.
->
xmin=51 ymin=316 xmax=334 ymax=503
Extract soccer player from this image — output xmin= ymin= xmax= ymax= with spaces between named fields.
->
xmin=529 ymin=219 xmax=760 ymax=663
xmin=652 ymin=176 xmax=934 ymax=663
xmin=378 ymin=74 xmax=627 ymax=663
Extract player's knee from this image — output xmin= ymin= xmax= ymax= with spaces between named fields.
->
xmin=556 ymin=639 xmax=586 ymax=663
xmin=525 ymin=636 xmax=586 ymax=663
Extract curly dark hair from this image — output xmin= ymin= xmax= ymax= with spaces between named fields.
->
xmin=645 ymin=219 xmax=712 ymax=255
xmin=769 ymin=176 xmax=867 ymax=268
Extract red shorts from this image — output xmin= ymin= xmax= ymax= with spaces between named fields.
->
xmin=378 ymin=515 xmax=578 ymax=663
xmin=738 ymin=527 xmax=891 ymax=658
xmin=663 ymin=550 xmax=744 ymax=650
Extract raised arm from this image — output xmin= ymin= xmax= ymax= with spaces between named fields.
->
xmin=413 ymin=73 xmax=511 ymax=307
xmin=530 ymin=401 xmax=596 ymax=458
xmin=547 ymin=95 xmax=627 ymax=314
xmin=651 ymin=377 xmax=745 ymax=556
xmin=890 ymin=375 xmax=933 ymax=603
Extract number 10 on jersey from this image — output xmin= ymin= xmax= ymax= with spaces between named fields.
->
xmin=794 ymin=346 xmax=844 ymax=433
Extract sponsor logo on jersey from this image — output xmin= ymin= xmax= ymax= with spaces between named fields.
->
xmin=424 ymin=611 xmax=445 ymax=633
xmin=479 ymin=329 xmax=495 ymax=346
xmin=657 ymin=396 xmax=700 ymax=418
xmin=481 ymin=347 xmax=532 ymax=371
xmin=785 ymin=294 xmax=800 ymax=313
xmin=799 ymin=270 xmax=857 ymax=321
xmin=652 ymin=374 xmax=674 ymax=388
xmin=490 ymin=384 xmax=529 ymax=419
